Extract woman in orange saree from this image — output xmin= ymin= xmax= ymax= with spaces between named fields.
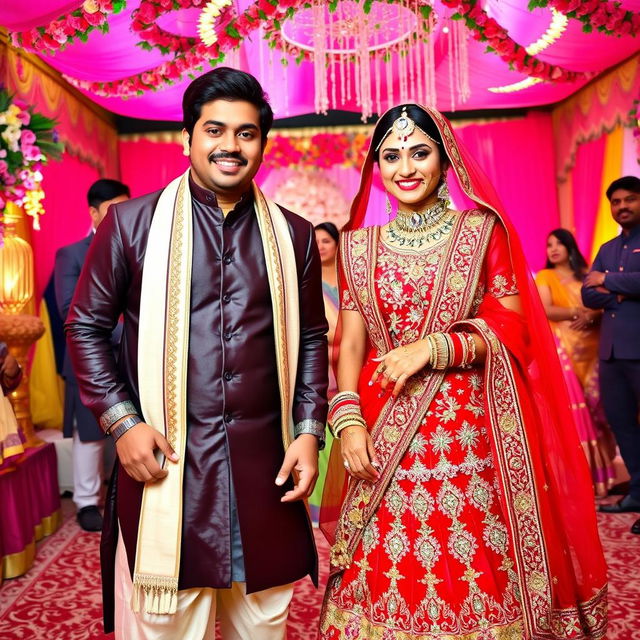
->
xmin=535 ymin=229 xmax=617 ymax=497
xmin=319 ymin=105 xmax=607 ymax=639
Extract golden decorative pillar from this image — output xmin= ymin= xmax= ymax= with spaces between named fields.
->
xmin=0 ymin=202 xmax=44 ymax=447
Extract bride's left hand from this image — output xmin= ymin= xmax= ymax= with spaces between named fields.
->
xmin=369 ymin=340 xmax=431 ymax=398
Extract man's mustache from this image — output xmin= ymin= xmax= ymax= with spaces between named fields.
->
xmin=208 ymin=152 xmax=248 ymax=166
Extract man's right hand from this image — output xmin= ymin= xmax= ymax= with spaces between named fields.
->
xmin=114 ymin=421 xmax=179 ymax=483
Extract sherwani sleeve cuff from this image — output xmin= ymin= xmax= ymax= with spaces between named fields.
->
xmin=99 ymin=400 xmax=139 ymax=432
xmin=294 ymin=418 xmax=326 ymax=450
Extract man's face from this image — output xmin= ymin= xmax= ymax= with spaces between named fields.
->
xmin=90 ymin=194 xmax=129 ymax=230
xmin=610 ymin=188 xmax=640 ymax=230
xmin=182 ymin=99 xmax=264 ymax=198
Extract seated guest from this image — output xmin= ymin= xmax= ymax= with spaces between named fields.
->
xmin=582 ymin=175 xmax=640 ymax=536
xmin=535 ymin=228 xmax=616 ymax=497
xmin=0 ymin=342 xmax=24 ymax=469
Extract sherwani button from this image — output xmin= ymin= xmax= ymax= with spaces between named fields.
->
xmin=224 ymin=331 xmax=233 ymax=340
xmin=224 ymin=371 xmax=233 ymax=381
xmin=222 ymin=293 xmax=231 ymax=303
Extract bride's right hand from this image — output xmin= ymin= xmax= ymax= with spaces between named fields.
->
xmin=340 ymin=425 xmax=380 ymax=482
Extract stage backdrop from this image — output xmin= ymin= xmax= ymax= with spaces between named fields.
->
xmin=120 ymin=111 xmax=560 ymax=272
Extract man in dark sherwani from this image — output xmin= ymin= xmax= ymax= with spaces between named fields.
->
xmin=65 ymin=68 xmax=328 ymax=639
xmin=54 ymin=179 xmax=129 ymax=532
xmin=582 ymin=175 xmax=640 ymax=536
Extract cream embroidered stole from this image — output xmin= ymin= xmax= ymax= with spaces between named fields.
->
xmin=133 ymin=170 xmax=299 ymax=614
xmin=331 ymin=210 xmax=495 ymax=571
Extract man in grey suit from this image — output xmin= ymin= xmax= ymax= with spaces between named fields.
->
xmin=54 ymin=179 xmax=130 ymax=531
xmin=582 ymin=175 xmax=640 ymax=534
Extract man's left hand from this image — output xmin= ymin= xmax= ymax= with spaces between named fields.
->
xmin=584 ymin=271 xmax=606 ymax=288
xmin=275 ymin=434 xmax=319 ymax=502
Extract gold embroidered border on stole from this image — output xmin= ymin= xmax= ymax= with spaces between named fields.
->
xmin=456 ymin=318 xmax=607 ymax=640
xmin=134 ymin=170 xmax=192 ymax=614
xmin=332 ymin=211 xmax=495 ymax=572
xmin=252 ymin=183 xmax=300 ymax=449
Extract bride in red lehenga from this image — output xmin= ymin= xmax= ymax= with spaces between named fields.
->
xmin=319 ymin=105 xmax=608 ymax=640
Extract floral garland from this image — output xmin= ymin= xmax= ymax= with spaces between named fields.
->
xmin=64 ymin=0 xmax=605 ymax=98
xmin=529 ymin=0 xmax=640 ymax=38
xmin=68 ymin=0 xmax=246 ymax=96
xmin=131 ymin=0 xmax=234 ymax=54
xmin=10 ymin=0 xmax=126 ymax=54
xmin=0 ymin=88 xmax=64 ymax=234
xmin=264 ymin=131 xmax=370 ymax=169
xmin=442 ymin=0 xmax=588 ymax=82
xmin=262 ymin=0 xmax=434 ymax=65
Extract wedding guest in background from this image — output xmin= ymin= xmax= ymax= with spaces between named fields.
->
xmin=308 ymin=222 xmax=340 ymax=523
xmin=582 ymin=175 xmax=640 ymax=536
xmin=54 ymin=179 xmax=130 ymax=532
xmin=535 ymin=228 xmax=616 ymax=497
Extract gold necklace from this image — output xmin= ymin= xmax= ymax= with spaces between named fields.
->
xmin=387 ymin=200 xmax=453 ymax=250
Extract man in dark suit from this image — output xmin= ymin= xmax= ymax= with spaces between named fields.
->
xmin=582 ymin=175 xmax=640 ymax=535
xmin=54 ymin=179 xmax=130 ymax=531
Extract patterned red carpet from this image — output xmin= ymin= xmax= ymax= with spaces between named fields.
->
xmin=0 ymin=499 xmax=638 ymax=639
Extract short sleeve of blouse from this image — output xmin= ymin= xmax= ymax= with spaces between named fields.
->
xmin=484 ymin=222 xmax=519 ymax=299
xmin=339 ymin=260 xmax=357 ymax=311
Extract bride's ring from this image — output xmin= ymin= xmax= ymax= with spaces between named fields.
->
xmin=343 ymin=460 xmax=350 ymax=470
xmin=379 ymin=364 xmax=387 ymax=373
xmin=390 ymin=376 xmax=398 ymax=382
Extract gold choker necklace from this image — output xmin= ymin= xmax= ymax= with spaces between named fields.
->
xmin=387 ymin=200 xmax=453 ymax=249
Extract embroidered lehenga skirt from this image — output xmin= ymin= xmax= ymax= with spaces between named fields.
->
xmin=321 ymin=233 xmax=525 ymax=639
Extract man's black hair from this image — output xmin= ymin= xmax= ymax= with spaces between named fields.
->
xmin=182 ymin=67 xmax=273 ymax=144
xmin=87 ymin=179 xmax=130 ymax=208
xmin=606 ymin=176 xmax=640 ymax=201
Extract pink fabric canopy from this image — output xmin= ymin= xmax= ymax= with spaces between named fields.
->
xmin=1 ymin=0 xmax=639 ymax=121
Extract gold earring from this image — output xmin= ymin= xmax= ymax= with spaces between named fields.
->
xmin=386 ymin=194 xmax=392 ymax=220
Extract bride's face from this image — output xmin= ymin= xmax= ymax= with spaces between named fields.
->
xmin=378 ymin=128 xmax=444 ymax=212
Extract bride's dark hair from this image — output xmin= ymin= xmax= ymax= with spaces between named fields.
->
xmin=371 ymin=104 xmax=450 ymax=166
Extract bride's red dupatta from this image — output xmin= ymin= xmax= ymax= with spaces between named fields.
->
xmin=321 ymin=106 xmax=607 ymax=639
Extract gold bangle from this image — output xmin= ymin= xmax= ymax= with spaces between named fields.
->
xmin=334 ymin=419 xmax=367 ymax=438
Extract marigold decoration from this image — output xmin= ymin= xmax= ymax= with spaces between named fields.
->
xmin=199 ymin=0 xmax=234 ymax=46
xmin=0 ymin=89 xmax=64 ymax=237
xmin=10 ymin=0 xmax=126 ymax=54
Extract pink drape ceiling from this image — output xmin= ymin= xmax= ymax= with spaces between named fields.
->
xmin=1 ymin=1 xmax=640 ymax=120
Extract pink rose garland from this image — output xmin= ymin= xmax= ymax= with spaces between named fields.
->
xmin=10 ymin=1 xmax=127 ymax=54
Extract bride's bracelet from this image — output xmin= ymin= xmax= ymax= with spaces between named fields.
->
xmin=333 ymin=415 xmax=368 ymax=438
xmin=427 ymin=332 xmax=477 ymax=369
xmin=328 ymin=391 xmax=363 ymax=437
